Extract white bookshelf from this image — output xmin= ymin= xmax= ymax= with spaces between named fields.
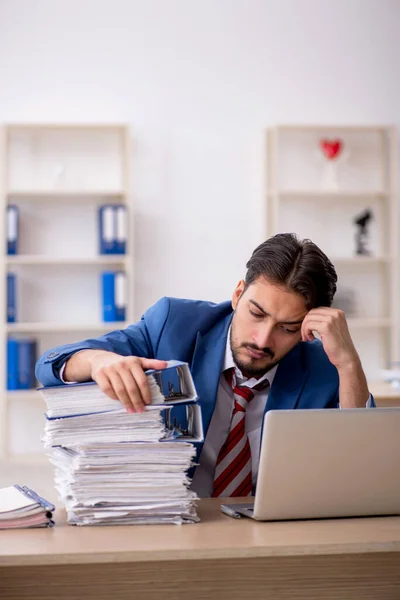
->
xmin=0 ymin=123 xmax=133 ymax=462
xmin=266 ymin=124 xmax=399 ymax=388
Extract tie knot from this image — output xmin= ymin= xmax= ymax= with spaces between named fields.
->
xmin=224 ymin=368 xmax=254 ymax=407
xmin=224 ymin=367 xmax=269 ymax=395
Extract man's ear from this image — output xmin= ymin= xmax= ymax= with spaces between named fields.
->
xmin=232 ymin=280 xmax=246 ymax=310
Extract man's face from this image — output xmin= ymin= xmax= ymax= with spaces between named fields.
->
xmin=230 ymin=277 xmax=308 ymax=377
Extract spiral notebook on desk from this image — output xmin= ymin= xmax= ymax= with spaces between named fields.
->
xmin=0 ymin=485 xmax=55 ymax=529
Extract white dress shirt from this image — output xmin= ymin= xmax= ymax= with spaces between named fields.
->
xmin=191 ymin=335 xmax=278 ymax=497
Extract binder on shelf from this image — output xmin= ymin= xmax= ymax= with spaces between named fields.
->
xmin=7 ymin=273 xmax=16 ymax=323
xmin=98 ymin=204 xmax=127 ymax=254
xmin=6 ymin=337 xmax=37 ymax=390
xmin=7 ymin=205 xmax=19 ymax=255
xmin=115 ymin=205 xmax=127 ymax=254
xmin=18 ymin=338 xmax=38 ymax=390
xmin=101 ymin=271 xmax=126 ymax=322
xmin=98 ymin=205 xmax=116 ymax=254
xmin=7 ymin=338 xmax=19 ymax=390
xmin=115 ymin=271 xmax=127 ymax=321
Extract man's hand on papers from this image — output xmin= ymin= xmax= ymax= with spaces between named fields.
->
xmin=300 ymin=307 xmax=359 ymax=371
xmin=90 ymin=351 xmax=168 ymax=413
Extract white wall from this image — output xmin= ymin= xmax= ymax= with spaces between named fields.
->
xmin=1 ymin=0 xmax=399 ymax=316
xmin=1 ymin=0 xmax=400 ymax=461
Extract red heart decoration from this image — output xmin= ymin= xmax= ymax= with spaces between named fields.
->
xmin=320 ymin=138 xmax=342 ymax=160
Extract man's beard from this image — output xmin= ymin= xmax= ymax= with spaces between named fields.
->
xmin=230 ymin=325 xmax=278 ymax=377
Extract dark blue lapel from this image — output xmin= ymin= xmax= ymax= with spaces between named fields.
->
xmin=265 ymin=342 xmax=308 ymax=412
xmin=256 ymin=342 xmax=308 ymax=470
xmin=190 ymin=311 xmax=233 ymax=442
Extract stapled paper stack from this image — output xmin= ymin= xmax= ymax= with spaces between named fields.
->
xmin=39 ymin=360 xmax=203 ymax=526
xmin=0 ymin=485 xmax=55 ymax=529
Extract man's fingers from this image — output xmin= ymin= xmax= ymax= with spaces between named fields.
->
xmin=117 ymin=368 xmax=146 ymax=413
xmin=140 ymin=358 xmax=168 ymax=371
xmin=92 ymin=356 xmax=168 ymax=412
xmin=96 ymin=370 xmax=137 ymax=414
xmin=301 ymin=319 xmax=329 ymax=342
xmin=94 ymin=371 xmax=119 ymax=401
xmin=97 ymin=369 xmax=142 ymax=414
xmin=130 ymin=363 xmax=152 ymax=405
xmin=306 ymin=308 xmax=346 ymax=320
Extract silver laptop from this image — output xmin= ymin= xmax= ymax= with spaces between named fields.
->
xmin=221 ymin=408 xmax=400 ymax=521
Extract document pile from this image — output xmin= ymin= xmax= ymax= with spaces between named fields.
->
xmin=0 ymin=485 xmax=55 ymax=529
xmin=39 ymin=361 xmax=203 ymax=526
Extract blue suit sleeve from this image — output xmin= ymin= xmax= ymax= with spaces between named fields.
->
xmin=35 ymin=297 xmax=171 ymax=387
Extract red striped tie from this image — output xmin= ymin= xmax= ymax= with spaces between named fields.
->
xmin=212 ymin=368 xmax=258 ymax=497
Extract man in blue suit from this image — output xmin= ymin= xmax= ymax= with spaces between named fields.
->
xmin=36 ymin=233 xmax=374 ymax=497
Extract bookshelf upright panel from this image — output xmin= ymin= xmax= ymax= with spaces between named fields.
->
xmin=1 ymin=123 xmax=133 ymax=463
xmin=266 ymin=125 xmax=399 ymax=390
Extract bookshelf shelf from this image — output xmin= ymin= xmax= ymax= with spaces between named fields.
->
xmin=6 ymin=122 xmax=126 ymax=131
xmin=267 ymin=190 xmax=389 ymax=200
xmin=275 ymin=124 xmax=389 ymax=133
xmin=7 ymin=322 xmax=129 ymax=333
xmin=6 ymin=255 xmax=128 ymax=266
xmin=1 ymin=122 xmax=133 ymax=462
xmin=7 ymin=190 xmax=126 ymax=202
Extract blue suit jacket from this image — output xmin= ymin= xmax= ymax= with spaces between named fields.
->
xmin=35 ymin=297 xmax=370 ymax=464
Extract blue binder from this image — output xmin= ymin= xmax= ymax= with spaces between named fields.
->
xmin=101 ymin=271 xmax=126 ymax=322
xmin=102 ymin=272 xmax=116 ymax=321
xmin=115 ymin=205 xmax=127 ymax=254
xmin=7 ymin=205 xmax=19 ymax=255
xmin=7 ymin=273 xmax=16 ymax=323
xmin=114 ymin=271 xmax=126 ymax=321
xmin=18 ymin=338 xmax=37 ymax=389
xmin=98 ymin=205 xmax=116 ymax=254
xmin=7 ymin=338 xmax=19 ymax=390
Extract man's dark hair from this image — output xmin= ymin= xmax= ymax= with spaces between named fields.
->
xmin=244 ymin=233 xmax=337 ymax=309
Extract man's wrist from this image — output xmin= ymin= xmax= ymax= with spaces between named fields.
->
xmin=64 ymin=349 xmax=99 ymax=382
xmin=336 ymin=355 xmax=362 ymax=376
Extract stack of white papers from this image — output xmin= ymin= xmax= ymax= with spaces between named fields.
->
xmin=0 ymin=485 xmax=55 ymax=529
xmin=43 ymin=409 xmax=167 ymax=446
xmin=43 ymin=377 xmax=166 ymax=418
xmin=48 ymin=443 xmax=197 ymax=525
xmin=40 ymin=362 xmax=200 ymax=526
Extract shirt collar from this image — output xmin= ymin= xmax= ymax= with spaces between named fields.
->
xmin=223 ymin=326 xmax=278 ymax=390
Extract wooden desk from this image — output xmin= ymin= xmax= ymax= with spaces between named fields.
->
xmin=1 ymin=499 xmax=400 ymax=600
xmin=369 ymin=381 xmax=400 ymax=407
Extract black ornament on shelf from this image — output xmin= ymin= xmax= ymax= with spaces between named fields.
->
xmin=354 ymin=209 xmax=373 ymax=256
